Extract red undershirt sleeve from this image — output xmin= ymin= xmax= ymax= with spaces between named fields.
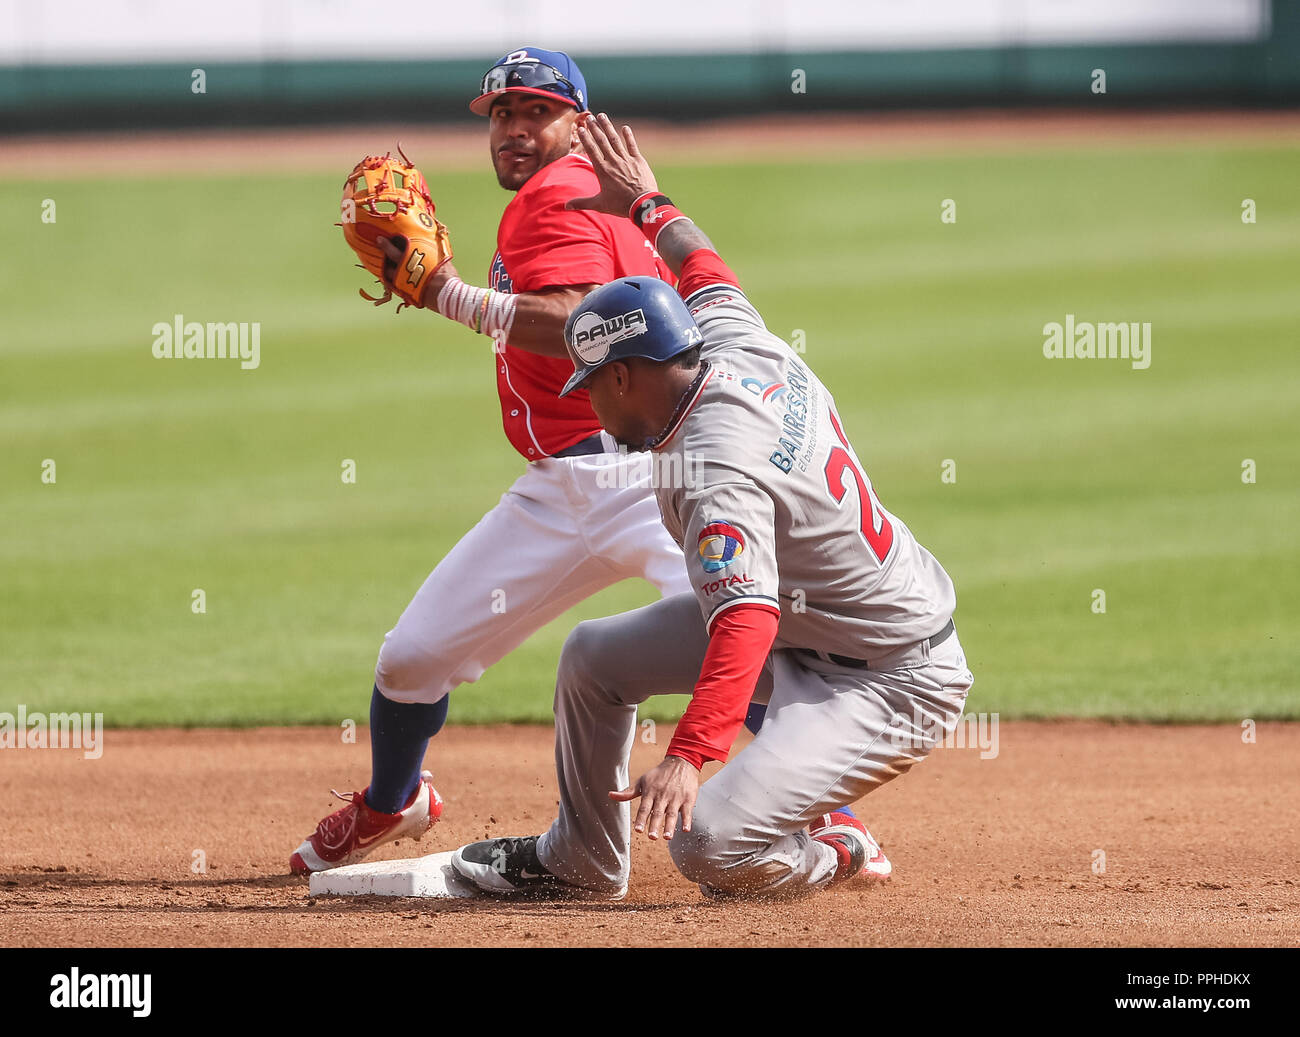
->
xmin=676 ymin=248 xmax=743 ymax=301
xmin=666 ymin=603 xmax=780 ymax=770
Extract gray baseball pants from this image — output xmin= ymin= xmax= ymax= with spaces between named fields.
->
xmin=536 ymin=592 xmax=974 ymax=898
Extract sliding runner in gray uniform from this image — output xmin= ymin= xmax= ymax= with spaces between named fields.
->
xmin=451 ymin=114 xmax=974 ymax=900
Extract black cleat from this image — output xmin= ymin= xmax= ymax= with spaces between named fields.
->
xmin=450 ymin=836 xmax=626 ymax=901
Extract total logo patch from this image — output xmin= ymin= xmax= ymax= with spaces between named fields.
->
xmin=699 ymin=573 xmax=755 ymax=596
xmin=697 ymin=520 xmax=745 ymax=573
xmin=570 ymin=308 xmax=647 ymax=364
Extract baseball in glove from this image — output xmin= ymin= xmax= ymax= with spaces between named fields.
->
xmin=339 ymin=147 xmax=453 ymax=310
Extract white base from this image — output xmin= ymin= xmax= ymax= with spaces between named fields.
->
xmin=308 ymin=850 xmax=481 ymax=899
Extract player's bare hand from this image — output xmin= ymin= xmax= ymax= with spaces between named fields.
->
xmin=567 ymin=113 xmax=658 ymax=217
xmin=610 ymin=755 xmax=699 ymax=841
xmin=376 ymin=235 xmax=456 ymax=311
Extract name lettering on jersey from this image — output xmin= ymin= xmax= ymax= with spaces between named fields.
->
xmin=570 ymin=308 xmax=648 ymax=364
xmin=768 ymin=360 xmax=819 ymax=475
xmin=699 ymin=572 xmax=756 ymax=597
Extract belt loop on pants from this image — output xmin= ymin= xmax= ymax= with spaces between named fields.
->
xmin=798 ymin=618 xmax=955 ymax=670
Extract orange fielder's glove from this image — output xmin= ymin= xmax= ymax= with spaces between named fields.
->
xmin=339 ymin=147 xmax=453 ymax=310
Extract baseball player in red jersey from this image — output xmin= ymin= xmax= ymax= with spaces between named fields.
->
xmin=289 ymin=48 xmax=691 ymax=875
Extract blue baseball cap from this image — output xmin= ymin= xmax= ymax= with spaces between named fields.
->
xmin=470 ymin=47 xmax=588 ymax=116
xmin=560 ymin=278 xmax=704 ymax=397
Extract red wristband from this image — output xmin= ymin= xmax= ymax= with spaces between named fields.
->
xmin=629 ymin=190 xmax=688 ymax=251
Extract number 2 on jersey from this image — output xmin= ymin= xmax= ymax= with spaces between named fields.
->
xmin=823 ymin=408 xmax=894 ymax=564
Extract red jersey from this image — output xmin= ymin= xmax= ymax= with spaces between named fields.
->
xmin=489 ymin=153 xmax=674 ymax=460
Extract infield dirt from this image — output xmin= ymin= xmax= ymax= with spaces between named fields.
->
xmin=1 ymin=721 xmax=1295 ymax=947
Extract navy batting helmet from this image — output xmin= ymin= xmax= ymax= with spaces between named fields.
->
xmin=560 ymin=278 xmax=704 ymax=397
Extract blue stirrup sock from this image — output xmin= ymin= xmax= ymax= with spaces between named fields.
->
xmin=364 ymin=686 xmax=449 ymax=814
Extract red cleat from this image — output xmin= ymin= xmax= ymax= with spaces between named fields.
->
xmin=811 ymin=811 xmax=892 ymax=884
xmin=289 ymin=770 xmax=443 ymax=875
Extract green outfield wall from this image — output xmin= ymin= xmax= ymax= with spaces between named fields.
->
xmin=3 ymin=7 xmax=1299 ymax=133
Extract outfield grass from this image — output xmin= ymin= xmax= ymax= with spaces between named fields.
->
xmin=2 ymin=137 xmax=1297 ymax=725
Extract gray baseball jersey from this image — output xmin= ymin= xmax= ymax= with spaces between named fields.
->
xmin=653 ymin=282 xmax=956 ymax=655
xmin=537 ymin=269 xmax=974 ymax=899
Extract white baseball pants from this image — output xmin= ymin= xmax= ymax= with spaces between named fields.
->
xmin=374 ymin=453 xmax=690 ymax=704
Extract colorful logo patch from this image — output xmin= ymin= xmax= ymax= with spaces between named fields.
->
xmin=741 ymin=377 xmax=787 ymax=403
xmin=489 ymin=252 xmax=514 ymax=294
xmin=697 ymin=521 xmax=746 ymax=573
